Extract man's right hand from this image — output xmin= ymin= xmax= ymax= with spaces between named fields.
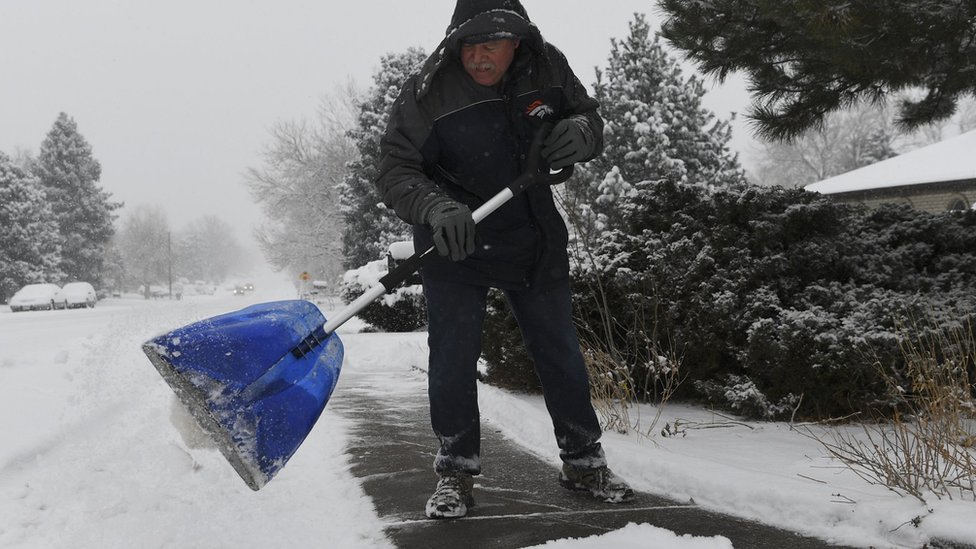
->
xmin=426 ymin=200 xmax=476 ymax=261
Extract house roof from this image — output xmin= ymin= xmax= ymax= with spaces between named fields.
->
xmin=805 ymin=129 xmax=976 ymax=195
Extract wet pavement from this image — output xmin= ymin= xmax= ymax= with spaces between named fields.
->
xmin=327 ymin=337 xmax=852 ymax=548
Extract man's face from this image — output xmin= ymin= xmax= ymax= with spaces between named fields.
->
xmin=460 ymin=38 xmax=519 ymax=87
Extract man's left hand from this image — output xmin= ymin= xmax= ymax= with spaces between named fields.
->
xmin=541 ymin=118 xmax=591 ymax=170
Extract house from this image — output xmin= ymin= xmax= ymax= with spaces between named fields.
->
xmin=805 ymin=130 xmax=976 ymax=213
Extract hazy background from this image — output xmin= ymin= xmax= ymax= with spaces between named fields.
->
xmin=0 ymin=0 xmax=751 ymax=250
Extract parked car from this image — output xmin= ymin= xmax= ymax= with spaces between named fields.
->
xmin=60 ymin=281 xmax=98 ymax=309
xmin=8 ymin=283 xmax=65 ymax=312
xmin=305 ymin=280 xmax=335 ymax=306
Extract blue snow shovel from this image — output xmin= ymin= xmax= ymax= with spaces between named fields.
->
xmin=142 ymin=123 xmax=572 ymax=490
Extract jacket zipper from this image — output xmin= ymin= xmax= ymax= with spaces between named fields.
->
xmin=501 ymin=85 xmax=541 ymax=288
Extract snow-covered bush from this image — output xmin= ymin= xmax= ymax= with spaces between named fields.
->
xmin=339 ymin=259 xmax=426 ymax=332
xmin=570 ymin=179 xmax=976 ymax=420
xmin=481 ymin=290 xmax=540 ymax=392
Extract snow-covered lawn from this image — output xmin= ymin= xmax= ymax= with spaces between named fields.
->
xmin=1 ymin=279 xmax=973 ymax=548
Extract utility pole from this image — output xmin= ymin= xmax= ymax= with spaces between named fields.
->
xmin=168 ymin=231 xmax=173 ymax=300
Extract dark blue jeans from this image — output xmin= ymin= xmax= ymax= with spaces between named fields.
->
xmin=423 ymin=276 xmax=606 ymax=475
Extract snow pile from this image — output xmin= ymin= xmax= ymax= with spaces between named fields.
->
xmin=524 ymin=522 xmax=733 ymax=548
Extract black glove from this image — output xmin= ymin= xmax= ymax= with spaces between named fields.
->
xmin=426 ymin=200 xmax=476 ymax=262
xmin=541 ymin=118 xmax=591 ymax=170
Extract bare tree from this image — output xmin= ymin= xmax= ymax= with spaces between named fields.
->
xmin=177 ymin=215 xmax=250 ymax=283
xmin=751 ymin=102 xmax=897 ymax=188
xmin=751 ymin=95 xmax=976 ymax=188
xmin=116 ymin=204 xmax=170 ymax=298
xmin=245 ymin=80 xmax=359 ymax=286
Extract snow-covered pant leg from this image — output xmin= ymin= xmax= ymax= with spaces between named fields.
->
xmin=504 ymin=282 xmax=606 ymax=469
xmin=423 ymin=277 xmax=488 ymax=476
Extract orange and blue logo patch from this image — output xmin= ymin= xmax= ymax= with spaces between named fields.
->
xmin=525 ymin=100 xmax=554 ymax=119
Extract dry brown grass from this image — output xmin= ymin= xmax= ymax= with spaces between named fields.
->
xmin=580 ymin=327 xmax=683 ymax=438
xmin=804 ymin=320 xmax=976 ymax=502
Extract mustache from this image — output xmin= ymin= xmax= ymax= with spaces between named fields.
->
xmin=466 ymin=61 xmax=496 ymax=72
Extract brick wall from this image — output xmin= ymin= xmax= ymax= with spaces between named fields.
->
xmin=823 ymin=179 xmax=976 ymax=214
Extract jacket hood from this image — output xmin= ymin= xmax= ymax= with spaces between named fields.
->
xmin=446 ymin=0 xmax=533 ymax=44
xmin=415 ymin=0 xmax=547 ymax=98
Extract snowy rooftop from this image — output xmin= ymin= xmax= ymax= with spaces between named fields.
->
xmin=805 ymin=129 xmax=976 ymax=195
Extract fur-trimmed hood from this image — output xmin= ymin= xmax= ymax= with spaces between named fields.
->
xmin=415 ymin=0 xmax=549 ymax=98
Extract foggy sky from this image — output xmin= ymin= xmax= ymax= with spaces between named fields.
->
xmin=0 ymin=0 xmax=751 ymax=251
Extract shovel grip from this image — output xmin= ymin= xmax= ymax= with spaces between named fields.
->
xmin=378 ymin=246 xmax=437 ymax=291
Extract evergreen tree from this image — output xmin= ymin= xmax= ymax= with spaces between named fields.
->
xmin=338 ymin=48 xmax=426 ymax=270
xmin=563 ymin=14 xmax=743 ymax=242
xmin=0 ymin=152 xmax=62 ymax=300
xmin=35 ymin=113 xmax=121 ymax=285
xmin=658 ymin=0 xmax=976 ymax=139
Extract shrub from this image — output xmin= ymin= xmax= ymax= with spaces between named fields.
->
xmin=481 ymin=290 xmax=540 ymax=392
xmin=486 ymin=179 xmax=976 ymax=420
xmin=584 ymin=180 xmax=976 ymax=419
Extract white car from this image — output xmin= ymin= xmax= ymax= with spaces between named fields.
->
xmin=60 ymin=281 xmax=98 ymax=309
xmin=8 ymin=283 xmax=65 ymax=312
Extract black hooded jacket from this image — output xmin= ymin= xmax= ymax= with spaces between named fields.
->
xmin=376 ymin=0 xmax=603 ymax=290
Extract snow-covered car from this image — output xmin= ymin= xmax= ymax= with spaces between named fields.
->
xmin=8 ymin=283 xmax=65 ymax=312
xmin=60 ymin=281 xmax=97 ymax=309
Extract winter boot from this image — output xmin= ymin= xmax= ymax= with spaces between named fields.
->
xmin=425 ymin=473 xmax=475 ymax=519
xmin=558 ymin=464 xmax=634 ymax=503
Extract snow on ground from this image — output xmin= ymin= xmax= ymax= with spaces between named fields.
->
xmin=0 ymin=278 xmax=390 ymax=549
xmin=524 ymin=523 xmax=732 ymax=549
xmin=2 ymin=275 xmax=974 ymax=549
xmin=478 ymin=385 xmax=976 ymax=548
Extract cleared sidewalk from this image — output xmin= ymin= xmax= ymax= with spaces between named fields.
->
xmin=327 ymin=334 xmax=850 ymax=549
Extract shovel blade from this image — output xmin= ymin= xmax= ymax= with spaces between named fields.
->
xmin=142 ymin=300 xmax=343 ymax=490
